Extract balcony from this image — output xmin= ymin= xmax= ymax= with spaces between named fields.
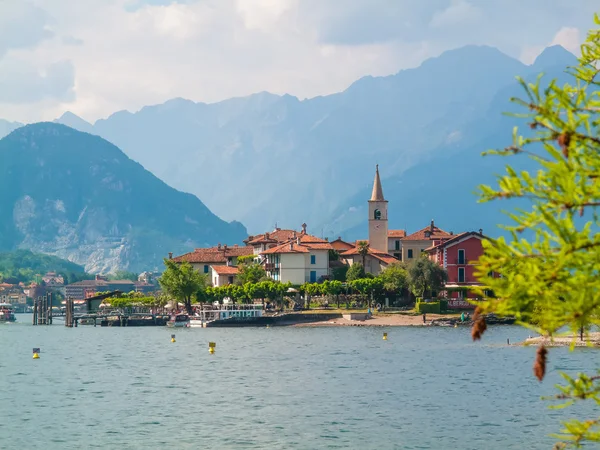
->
xmin=264 ymin=263 xmax=279 ymax=271
xmin=455 ymin=258 xmax=468 ymax=265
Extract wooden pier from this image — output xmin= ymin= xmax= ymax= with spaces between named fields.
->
xmin=32 ymin=294 xmax=53 ymax=325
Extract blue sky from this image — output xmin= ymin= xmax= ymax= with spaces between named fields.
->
xmin=0 ymin=0 xmax=597 ymax=122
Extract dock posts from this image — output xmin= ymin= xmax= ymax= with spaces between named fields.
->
xmin=32 ymin=300 xmax=37 ymax=325
xmin=48 ymin=293 xmax=53 ymax=325
xmin=64 ymin=297 xmax=75 ymax=328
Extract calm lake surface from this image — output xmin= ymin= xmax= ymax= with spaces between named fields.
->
xmin=0 ymin=316 xmax=596 ymax=449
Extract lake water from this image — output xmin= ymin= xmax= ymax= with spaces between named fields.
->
xmin=0 ymin=316 xmax=596 ymax=449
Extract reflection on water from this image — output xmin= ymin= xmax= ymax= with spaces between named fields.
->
xmin=0 ymin=318 xmax=595 ymax=449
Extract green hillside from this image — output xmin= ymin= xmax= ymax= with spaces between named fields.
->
xmin=0 ymin=249 xmax=89 ymax=284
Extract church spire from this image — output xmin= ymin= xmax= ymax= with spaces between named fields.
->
xmin=370 ymin=164 xmax=385 ymax=201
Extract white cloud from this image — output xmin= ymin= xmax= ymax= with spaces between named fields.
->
xmin=550 ymin=27 xmax=581 ymax=55
xmin=430 ymin=0 xmax=482 ymax=28
xmin=0 ymin=0 xmax=596 ymax=122
xmin=519 ymin=26 xmax=582 ymax=64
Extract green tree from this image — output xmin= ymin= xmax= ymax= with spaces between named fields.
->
xmin=407 ymin=255 xmax=447 ymax=300
xmin=473 ymin=17 xmax=600 ymax=448
xmin=321 ymin=280 xmax=343 ymax=308
xmin=379 ymin=263 xmax=408 ymax=295
xmin=357 ymin=241 xmax=370 ymax=268
xmin=332 ymin=265 xmax=349 ymax=281
xmin=236 ymin=254 xmax=256 ymax=265
xmin=303 ymin=282 xmax=322 ymax=309
xmin=159 ymin=259 xmax=208 ymax=313
xmin=346 ymin=263 xmax=366 ymax=281
xmin=349 ymin=278 xmax=384 ymax=308
xmin=236 ymin=262 xmax=268 ymax=285
xmin=109 ymin=270 xmax=139 ymax=281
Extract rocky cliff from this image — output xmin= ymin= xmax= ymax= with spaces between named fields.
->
xmin=0 ymin=123 xmax=247 ymax=273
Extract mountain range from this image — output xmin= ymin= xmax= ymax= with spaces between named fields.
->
xmin=0 ymin=44 xmax=579 ymax=271
xmin=0 ymin=123 xmax=246 ymax=273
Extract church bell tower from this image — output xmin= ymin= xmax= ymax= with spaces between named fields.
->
xmin=368 ymin=165 xmax=388 ymax=253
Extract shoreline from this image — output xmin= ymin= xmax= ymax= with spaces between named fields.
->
xmin=522 ymin=332 xmax=600 ymax=347
xmin=291 ymin=313 xmax=466 ymax=328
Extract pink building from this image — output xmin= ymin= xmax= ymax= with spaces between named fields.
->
xmin=426 ymin=230 xmax=492 ymax=308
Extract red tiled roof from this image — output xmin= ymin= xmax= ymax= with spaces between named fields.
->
xmin=172 ymin=245 xmax=253 ymax=263
xmin=402 ymin=222 xmax=452 ymax=241
xmin=372 ymin=254 xmax=400 ymax=265
xmin=246 ymin=229 xmax=297 ymax=245
xmin=303 ymin=243 xmax=333 ymax=250
xmin=340 ymin=247 xmax=399 ymax=265
xmin=388 ymin=230 xmax=407 ymax=238
xmin=425 ymin=231 xmax=486 ymax=252
xmin=211 ymin=265 xmax=240 ymax=275
xmin=262 ymin=242 xmax=310 ymax=254
xmin=260 ymin=240 xmax=332 ymax=255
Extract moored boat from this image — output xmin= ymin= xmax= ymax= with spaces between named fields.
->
xmin=0 ymin=303 xmax=17 ymax=323
xmin=167 ymin=313 xmax=190 ymax=328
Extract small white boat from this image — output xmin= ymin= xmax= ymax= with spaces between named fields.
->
xmin=0 ymin=303 xmax=16 ymax=323
xmin=167 ymin=314 xmax=190 ymax=328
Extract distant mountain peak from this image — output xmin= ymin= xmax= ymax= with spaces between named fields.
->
xmin=0 ymin=122 xmax=247 ymax=273
xmin=533 ymin=45 xmax=578 ymax=69
xmin=54 ymin=111 xmax=94 ymax=134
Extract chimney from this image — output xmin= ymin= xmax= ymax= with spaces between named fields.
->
xmin=297 ymin=237 xmax=300 ymax=245
xmin=450 ymin=231 xmax=453 ymax=235
xmin=430 ymin=219 xmax=434 ymax=232
xmin=168 ymin=252 xmax=173 ymax=260
xmin=301 ymin=223 xmax=307 ymax=234
xmin=479 ymin=228 xmax=483 ymax=235
xmin=223 ymin=244 xmax=228 ymax=251
xmin=290 ymin=242 xmax=294 ymax=250
xmin=293 ymin=231 xmax=297 ymax=239
xmin=217 ymin=243 xmax=221 ymax=249
xmin=265 ymin=232 xmax=270 ymax=239
xmin=325 ymin=237 xmax=329 ymax=241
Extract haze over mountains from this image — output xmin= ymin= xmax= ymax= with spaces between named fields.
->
xmin=0 ymin=123 xmax=246 ymax=273
xmin=0 ymin=44 xmax=579 ymax=249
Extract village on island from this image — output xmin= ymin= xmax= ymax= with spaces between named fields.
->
xmin=1 ymin=166 xmax=495 ymax=328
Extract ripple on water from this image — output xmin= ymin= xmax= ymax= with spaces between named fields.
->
xmin=0 ymin=324 xmax=596 ymax=449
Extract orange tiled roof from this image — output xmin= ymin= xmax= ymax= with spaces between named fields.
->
xmin=330 ymin=237 xmax=354 ymax=247
xmin=172 ymin=245 xmax=253 ymax=264
xmin=388 ymin=230 xmax=407 ymax=238
xmin=402 ymin=222 xmax=452 ymax=241
xmin=298 ymin=234 xmax=329 ymax=244
xmin=211 ymin=265 xmax=240 ymax=275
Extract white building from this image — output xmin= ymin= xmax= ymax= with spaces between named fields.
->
xmin=211 ymin=265 xmax=239 ymax=287
xmin=261 ymin=234 xmax=332 ymax=284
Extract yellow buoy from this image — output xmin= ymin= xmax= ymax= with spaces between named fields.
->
xmin=208 ymin=342 xmax=216 ymax=354
xmin=171 ymin=334 xmax=176 ymax=343
xmin=32 ymin=348 xmax=40 ymax=359
xmin=209 ymin=347 xmax=215 ymax=354
xmin=383 ymin=332 xmax=388 ymax=340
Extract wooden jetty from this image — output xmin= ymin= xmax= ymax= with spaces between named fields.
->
xmin=32 ymin=294 xmax=53 ymax=326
